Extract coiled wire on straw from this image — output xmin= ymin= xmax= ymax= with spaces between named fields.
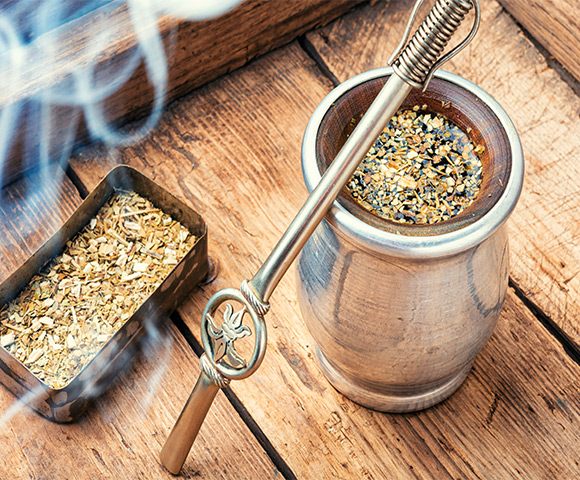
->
xmin=393 ymin=0 xmax=472 ymax=87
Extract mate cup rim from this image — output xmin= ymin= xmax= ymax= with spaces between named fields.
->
xmin=301 ymin=67 xmax=524 ymax=259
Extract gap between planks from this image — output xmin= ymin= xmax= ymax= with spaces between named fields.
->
xmin=62 ymin=163 xmax=299 ymax=479
xmin=510 ymin=280 xmax=580 ymax=368
xmin=65 ymin=162 xmax=91 ymax=199
xmin=496 ymin=4 xmax=580 ymax=98
xmin=298 ymin=35 xmax=341 ymax=88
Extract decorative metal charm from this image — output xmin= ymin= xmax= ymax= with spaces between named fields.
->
xmin=206 ymin=304 xmax=251 ymax=368
xmin=201 ymin=286 xmax=267 ymax=380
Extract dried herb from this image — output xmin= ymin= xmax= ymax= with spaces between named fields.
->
xmin=0 ymin=190 xmax=196 ymax=389
xmin=347 ymin=105 xmax=484 ymax=224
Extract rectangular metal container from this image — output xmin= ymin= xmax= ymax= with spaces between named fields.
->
xmin=0 ymin=165 xmax=208 ymax=422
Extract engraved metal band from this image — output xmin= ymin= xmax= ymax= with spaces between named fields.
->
xmin=200 ymin=353 xmax=230 ymax=389
xmin=240 ymin=279 xmax=270 ymax=317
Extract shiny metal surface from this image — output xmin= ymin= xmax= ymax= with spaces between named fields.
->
xmin=297 ymin=69 xmax=523 ymax=412
xmin=160 ymin=76 xmax=413 ymax=473
xmin=200 ymin=285 xmax=268 ymax=381
xmin=390 ymin=0 xmax=481 ymax=90
xmin=253 ymin=1 xmax=482 ymax=300
xmin=162 ymin=1 xmax=480 ymax=472
xmin=297 ymin=222 xmax=509 ymax=412
xmin=251 ymin=75 xmax=412 ymax=302
xmin=160 ymin=356 xmax=223 ymax=474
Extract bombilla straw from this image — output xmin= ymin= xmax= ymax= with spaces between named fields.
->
xmin=250 ymin=76 xmax=412 ymax=302
xmin=161 ymin=0 xmax=480 ymax=474
xmin=251 ymin=0 xmax=480 ymax=302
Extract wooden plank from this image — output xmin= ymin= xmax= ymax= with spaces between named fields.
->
xmin=0 ymin=170 xmax=278 ymax=478
xmin=0 ymin=168 xmax=81 ymax=278
xmin=305 ymin=0 xmax=580 ymax=352
xmin=497 ymin=0 xmax=580 ymax=83
xmin=68 ymin=39 xmax=580 ymax=478
xmin=0 ymin=322 xmax=279 ymax=480
xmin=1 ymin=0 xmax=365 ymax=186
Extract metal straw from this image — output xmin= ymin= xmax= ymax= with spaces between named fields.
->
xmin=161 ymin=0 xmax=480 ymax=473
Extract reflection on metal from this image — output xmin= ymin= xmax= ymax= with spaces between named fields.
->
xmin=206 ymin=304 xmax=251 ymax=368
xmin=161 ymin=0 xmax=480 ymax=474
xmin=389 ymin=0 xmax=481 ymax=90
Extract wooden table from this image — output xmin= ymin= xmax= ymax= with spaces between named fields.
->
xmin=1 ymin=0 xmax=579 ymax=478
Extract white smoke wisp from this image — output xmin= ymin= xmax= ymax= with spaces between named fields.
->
xmin=133 ymin=317 xmax=175 ymax=414
xmin=0 ymin=384 xmax=46 ymax=427
xmin=92 ymin=315 xmax=175 ymax=422
xmin=160 ymin=0 xmax=242 ymax=21
xmin=0 ymin=0 xmax=240 ymax=430
xmin=0 ymin=0 xmax=242 ymax=184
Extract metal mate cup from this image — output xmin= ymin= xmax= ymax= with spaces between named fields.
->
xmin=297 ymin=67 xmax=524 ymax=412
xmin=161 ymin=1 xmax=487 ymax=472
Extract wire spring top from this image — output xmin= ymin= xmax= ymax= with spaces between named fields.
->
xmin=391 ymin=0 xmax=479 ymax=90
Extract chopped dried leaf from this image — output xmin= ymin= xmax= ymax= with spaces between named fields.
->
xmin=0 ymin=190 xmax=196 ymax=389
xmin=347 ymin=106 xmax=484 ymax=224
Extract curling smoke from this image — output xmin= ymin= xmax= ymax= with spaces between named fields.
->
xmin=0 ymin=0 xmax=241 ymax=184
xmin=0 ymin=0 xmax=239 ymax=429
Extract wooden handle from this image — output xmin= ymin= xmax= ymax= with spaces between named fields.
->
xmin=160 ymin=371 xmax=220 ymax=474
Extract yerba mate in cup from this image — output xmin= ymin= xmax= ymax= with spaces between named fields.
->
xmin=297 ymin=68 xmax=523 ymax=412
xmin=346 ymin=105 xmax=485 ymax=224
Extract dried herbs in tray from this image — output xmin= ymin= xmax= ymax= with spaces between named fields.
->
xmin=0 ymin=166 xmax=208 ymax=422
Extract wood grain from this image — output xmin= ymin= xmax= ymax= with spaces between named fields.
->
xmin=68 ymin=37 xmax=580 ymax=478
xmin=0 ymin=323 xmax=279 ymax=480
xmin=0 ymin=168 xmax=278 ymax=479
xmin=0 ymin=167 xmax=81 ymax=278
xmin=305 ymin=0 xmax=580 ymax=353
xmin=497 ymin=0 xmax=580 ymax=83
xmin=1 ymin=0 xmax=365 ymax=186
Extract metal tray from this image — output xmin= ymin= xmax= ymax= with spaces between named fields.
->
xmin=0 ymin=165 xmax=208 ymax=422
